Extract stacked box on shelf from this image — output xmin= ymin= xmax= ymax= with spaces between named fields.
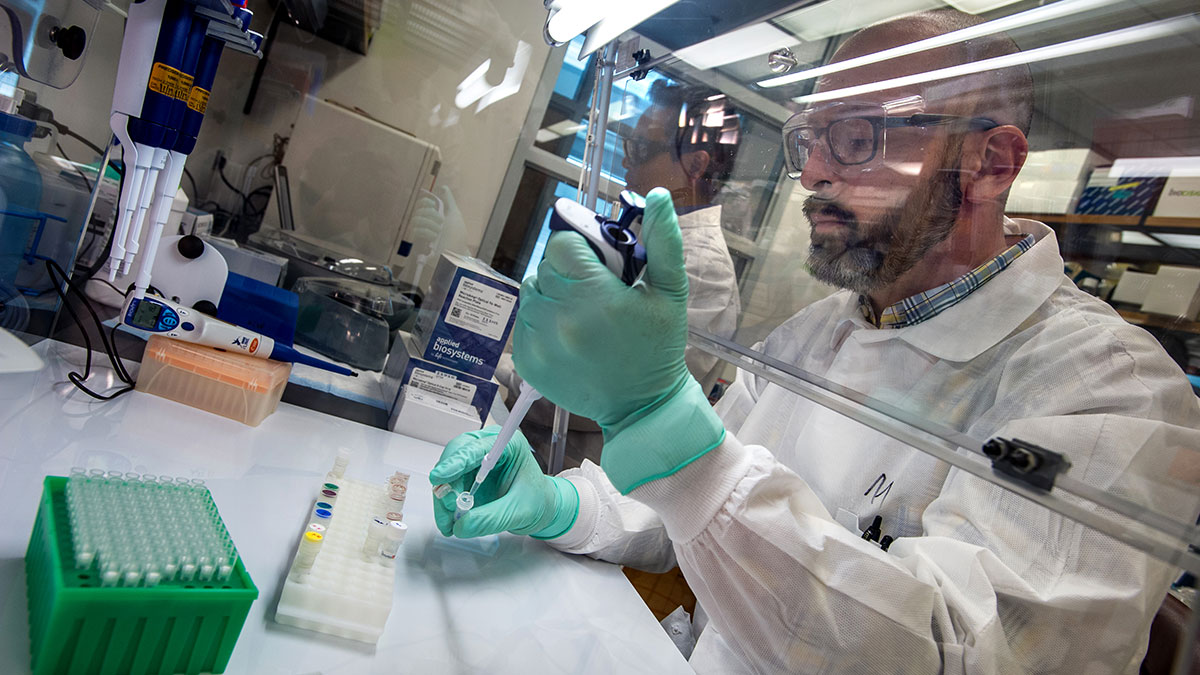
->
xmin=24 ymin=475 xmax=257 ymax=675
xmin=386 ymin=252 xmax=518 ymax=443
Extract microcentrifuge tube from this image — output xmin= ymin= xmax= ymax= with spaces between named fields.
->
xmin=432 ymin=483 xmax=452 ymax=499
xmin=454 ymin=492 xmax=474 ymax=521
xmin=380 ymin=522 xmax=407 ymax=560
xmin=328 ymin=448 xmax=350 ymax=480
xmin=363 ymin=516 xmax=389 ymax=558
xmin=290 ymin=530 xmax=324 ymax=581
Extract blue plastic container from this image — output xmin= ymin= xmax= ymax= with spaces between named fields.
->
xmin=0 ymin=111 xmax=42 ymax=288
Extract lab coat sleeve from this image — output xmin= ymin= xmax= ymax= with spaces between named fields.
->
xmin=680 ymin=215 xmax=742 ymax=390
xmin=624 ymin=327 xmax=1199 ymax=673
xmin=543 ymin=349 xmax=768 ymax=572
xmin=544 ymin=461 xmax=679 ymax=573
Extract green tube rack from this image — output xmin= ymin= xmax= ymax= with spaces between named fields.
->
xmin=24 ymin=476 xmax=258 ymax=675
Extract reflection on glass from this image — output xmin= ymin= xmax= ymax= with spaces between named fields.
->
xmin=515 ymin=6 xmax=1200 ymax=674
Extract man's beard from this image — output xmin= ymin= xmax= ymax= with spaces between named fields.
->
xmin=804 ymin=160 xmax=964 ymax=294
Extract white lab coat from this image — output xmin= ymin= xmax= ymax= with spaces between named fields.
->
xmin=678 ymin=205 xmax=741 ymax=394
xmin=548 ymin=219 xmax=1200 ymax=673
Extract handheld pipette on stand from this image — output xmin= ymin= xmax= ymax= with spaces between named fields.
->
xmin=453 ymin=191 xmax=649 ymax=520
xmin=130 ymin=6 xmax=260 ymax=302
xmin=106 ymin=0 xmax=262 ymax=300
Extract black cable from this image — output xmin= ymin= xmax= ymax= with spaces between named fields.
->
xmin=62 ymin=128 xmax=107 ymax=160
xmin=78 ymin=229 xmax=98 ymax=261
xmin=51 ymin=260 xmax=133 ymax=385
xmin=91 ymin=277 xmax=126 ymax=296
xmin=182 ymin=167 xmax=198 ymax=201
xmin=218 ymin=160 xmax=252 ymax=213
xmin=55 ymin=142 xmax=93 ymax=192
xmin=44 ymin=259 xmax=135 ymax=400
xmin=83 ymin=165 xmax=126 ymax=280
xmin=245 ymin=186 xmax=273 ymax=217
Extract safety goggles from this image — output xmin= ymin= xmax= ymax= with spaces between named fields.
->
xmin=622 ymin=136 xmax=674 ymax=165
xmin=781 ymin=98 xmax=998 ymax=179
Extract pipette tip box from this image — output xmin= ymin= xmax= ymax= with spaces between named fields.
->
xmin=136 ymin=334 xmax=291 ymax=426
xmin=24 ymin=475 xmax=257 ymax=675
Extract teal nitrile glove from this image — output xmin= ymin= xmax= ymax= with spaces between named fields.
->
xmin=429 ymin=426 xmax=579 ymax=539
xmin=512 ymin=187 xmax=725 ymax=495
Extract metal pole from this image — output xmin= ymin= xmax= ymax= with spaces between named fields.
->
xmin=548 ymin=40 xmax=617 ymax=475
xmin=583 ymin=41 xmax=617 ymax=210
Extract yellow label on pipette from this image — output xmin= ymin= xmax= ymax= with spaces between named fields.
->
xmin=176 ymin=73 xmax=195 ymax=101
xmin=187 ymin=87 xmax=211 ymax=114
xmin=147 ymin=62 xmax=188 ymax=100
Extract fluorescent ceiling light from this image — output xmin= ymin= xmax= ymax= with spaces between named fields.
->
xmin=773 ymin=0 xmax=942 ymax=43
xmin=759 ymin=0 xmax=1125 ymax=88
xmin=455 ymin=41 xmax=532 ymax=112
xmin=945 ymin=0 xmax=1023 ymax=12
xmin=792 ymin=15 xmax=1199 ymax=105
xmin=1121 ymin=231 xmax=1200 ymax=250
xmin=673 ymin=22 xmax=798 ymax=71
xmin=546 ymin=5 xmax=608 ymax=45
xmin=545 ymin=0 xmax=684 ymax=56
xmin=536 ymin=119 xmax=588 ymax=143
xmin=579 ymin=0 xmax=684 ymax=56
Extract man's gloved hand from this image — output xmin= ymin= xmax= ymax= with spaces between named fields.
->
xmin=408 ymin=185 xmax=470 ymax=278
xmin=429 ymin=427 xmax=579 ymax=539
xmin=513 ymin=187 xmax=725 ymax=495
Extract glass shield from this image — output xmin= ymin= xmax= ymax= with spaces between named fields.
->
xmin=1 ymin=0 xmax=1197 ymax=671
xmin=492 ymin=0 xmax=1200 ymax=672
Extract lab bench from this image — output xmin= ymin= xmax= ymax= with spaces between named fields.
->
xmin=0 ymin=339 xmax=692 ymax=675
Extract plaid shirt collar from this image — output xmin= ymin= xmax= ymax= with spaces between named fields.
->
xmin=859 ymin=234 xmax=1035 ymax=329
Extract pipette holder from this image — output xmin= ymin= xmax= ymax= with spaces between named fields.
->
xmin=24 ymin=476 xmax=257 ymax=675
xmin=274 ymin=476 xmax=397 ymax=643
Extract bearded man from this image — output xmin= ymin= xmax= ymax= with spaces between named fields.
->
xmin=430 ymin=9 xmax=1200 ymax=673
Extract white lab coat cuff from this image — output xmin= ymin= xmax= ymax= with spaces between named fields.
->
xmin=627 ymin=435 xmax=752 ymax=544
xmin=544 ymin=474 xmax=601 ymax=551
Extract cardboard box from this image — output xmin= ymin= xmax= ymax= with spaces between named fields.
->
xmin=389 ymin=386 xmax=482 ymax=445
xmin=1074 ymin=172 xmax=1167 ymax=217
xmin=383 ymin=333 xmax=498 ymax=426
xmin=1140 ymin=266 xmax=1200 ymax=320
xmin=1151 ymin=174 xmax=1200 ymax=218
xmin=410 ymin=252 xmax=519 ymax=379
xmin=1006 ymin=149 xmax=1102 ymax=214
xmin=1110 ymin=270 xmax=1157 ymax=307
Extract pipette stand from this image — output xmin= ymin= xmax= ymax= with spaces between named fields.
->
xmin=274 ymin=476 xmax=397 ymax=643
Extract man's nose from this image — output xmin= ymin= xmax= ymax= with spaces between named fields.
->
xmin=799 ymin=141 xmax=838 ymax=193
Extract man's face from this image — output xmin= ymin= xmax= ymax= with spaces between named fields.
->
xmin=622 ymin=105 xmax=687 ymax=196
xmin=798 ymin=49 xmax=966 ymax=294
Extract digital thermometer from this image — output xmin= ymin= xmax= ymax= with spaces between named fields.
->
xmin=122 ymin=294 xmax=357 ymax=377
xmin=548 ymin=190 xmax=648 ymax=285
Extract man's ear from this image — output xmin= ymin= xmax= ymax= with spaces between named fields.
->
xmin=679 ymin=149 xmax=711 ymax=180
xmin=960 ymin=126 xmax=1028 ymax=205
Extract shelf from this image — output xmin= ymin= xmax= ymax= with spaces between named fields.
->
xmin=1011 ymin=213 xmax=1200 ymax=230
xmin=1117 ymin=309 xmax=1200 ymax=335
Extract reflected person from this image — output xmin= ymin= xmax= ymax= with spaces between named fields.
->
xmin=620 ymin=80 xmax=743 ymax=393
xmin=492 ymin=82 xmax=745 ymax=463
xmin=433 ymin=9 xmax=1200 ymax=673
